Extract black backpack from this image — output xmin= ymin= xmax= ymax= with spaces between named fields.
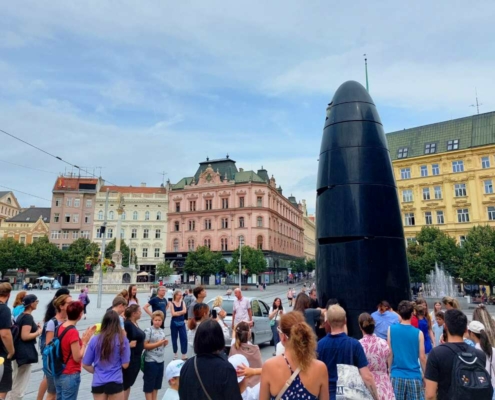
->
xmin=447 ymin=344 xmax=494 ymax=400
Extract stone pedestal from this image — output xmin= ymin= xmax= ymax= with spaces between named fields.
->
xmin=112 ymin=251 xmax=123 ymax=269
xmin=92 ymin=265 xmax=137 ymax=286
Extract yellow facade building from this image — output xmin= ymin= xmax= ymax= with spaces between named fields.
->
xmin=301 ymin=200 xmax=316 ymax=259
xmin=387 ymin=111 xmax=495 ymax=243
xmin=0 ymin=207 xmax=51 ymax=244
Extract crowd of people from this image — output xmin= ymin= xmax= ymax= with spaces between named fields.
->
xmin=1 ymin=281 xmax=495 ymax=400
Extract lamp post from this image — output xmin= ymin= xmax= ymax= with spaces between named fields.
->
xmin=238 ymin=236 xmax=244 ymax=286
xmin=97 ymin=189 xmax=110 ymax=309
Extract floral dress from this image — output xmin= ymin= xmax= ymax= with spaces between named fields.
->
xmin=359 ymin=334 xmax=396 ymax=400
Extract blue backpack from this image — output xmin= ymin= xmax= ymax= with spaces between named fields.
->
xmin=42 ymin=325 xmax=76 ymax=378
xmin=39 ymin=317 xmax=59 ymax=352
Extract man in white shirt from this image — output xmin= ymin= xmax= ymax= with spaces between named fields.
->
xmin=232 ymin=288 xmax=252 ymax=329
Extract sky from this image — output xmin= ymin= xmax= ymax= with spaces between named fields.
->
xmin=1 ymin=1 xmax=494 ymax=214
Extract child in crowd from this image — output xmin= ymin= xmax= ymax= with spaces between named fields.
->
xmin=162 ymin=360 xmax=184 ymax=400
xmin=144 ymin=311 xmax=169 ymax=400
xmin=433 ymin=311 xmax=444 ymax=346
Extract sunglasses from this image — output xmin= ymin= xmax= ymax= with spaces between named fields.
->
xmin=277 ymin=327 xmax=288 ymax=338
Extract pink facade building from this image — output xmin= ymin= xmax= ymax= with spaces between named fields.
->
xmin=165 ymin=156 xmax=304 ymax=284
xmin=49 ymin=175 xmax=103 ymax=249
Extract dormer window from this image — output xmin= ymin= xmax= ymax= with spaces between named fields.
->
xmin=447 ymin=139 xmax=459 ymax=151
xmin=424 ymin=143 xmax=437 ymax=154
xmin=397 ymin=148 xmax=408 ymax=159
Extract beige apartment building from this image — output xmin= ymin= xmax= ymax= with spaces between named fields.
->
xmin=301 ymin=200 xmax=315 ymax=260
xmin=0 ymin=206 xmax=50 ymax=244
xmin=0 ymin=191 xmax=21 ymax=223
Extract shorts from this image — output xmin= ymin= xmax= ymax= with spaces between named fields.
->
xmin=47 ymin=374 xmax=56 ymax=394
xmin=391 ymin=377 xmax=424 ymax=400
xmin=122 ymin=361 xmax=140 ymax=391
xmin=143 ymin=361 xmax=164 ymax=393
xmin=0 ymin=357 xmax=12 ymax=393
xmin=91 ymin=382 xmax=124 ymax=395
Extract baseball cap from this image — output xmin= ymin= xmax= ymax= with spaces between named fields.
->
xmin=165 ymin=359 xmax=185 ymax=381
xmin=468 ymin=320 xmax=485 ymax=334
xmin=22 ymin=294 xmax=38 ymax=307
xmin=228 ymin=354 xmax=249 ymax=382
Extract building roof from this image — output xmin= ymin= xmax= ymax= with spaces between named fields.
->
xmin=100 ymin=186 xmax=167 ymax=194
xmin=0 ymin=191 xmax=11 ymax=198
xmin=6 ymin=207 xmax=50 ymax=223
xmin=172 ymin=177 xmax=194 ymax=190
xmin=194 ymin=157 xmax=238 ymax=182
xmin=53 ymin=176 xmax=99 ymax=192
xmin=234 ymin=170 xmax=265 ymax=183
xmin=387 ymin=111 xmax=495 ymax=161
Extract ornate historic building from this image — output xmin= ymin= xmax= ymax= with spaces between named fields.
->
xmin=92 ymin=184 xmax=168 ymax=278
xmin=301 ymin=200 xmax=315 ymax=260
xmin=165 ymin=156 xmax=304 ymax=284
xmin=0 ymin=206 xmax=50 ymax=244
xmin=387 ymin=111 xmax=495 ymax=244
xmin=0 ymin=191 xmax=21 ymax=223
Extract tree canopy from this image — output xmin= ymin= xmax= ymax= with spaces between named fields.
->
xmin=458 ymin=226 xmax=495 ymax=285
xmin=184 ymin=246 xmax=224 ymax=277
xmin=229 ymin=245 xmax=266 ymax=276
xmin=66 ymin=238 xmax=100 ymax=274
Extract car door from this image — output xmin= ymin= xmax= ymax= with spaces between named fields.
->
xmin=259 ymin=300 xmax=273 ymax=343
xmin=251 ymin=299 xmax=269 ymax=343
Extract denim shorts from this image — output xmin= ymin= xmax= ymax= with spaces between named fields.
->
xmin=143 ymin=361 xmax=164 ymax=393
xmin=54 ymin=373 xmax=81 ymax=400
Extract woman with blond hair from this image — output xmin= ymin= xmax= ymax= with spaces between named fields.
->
xmin=442 ymin=296 xmax=460 ymax=310
xmin=168 ymin=289 xmax=187 ymax=360
xmin=473 ymin=304 xmax=495 ymax=348
xmin=260 ymin=311 xmax=329 ymax=400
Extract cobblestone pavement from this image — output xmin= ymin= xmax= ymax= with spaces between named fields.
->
xmin=12 ymin=283 xmax=300 ymax=400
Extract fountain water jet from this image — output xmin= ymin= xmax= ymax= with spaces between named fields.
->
xmin=424 ymin=262 xmax=456 ymax=298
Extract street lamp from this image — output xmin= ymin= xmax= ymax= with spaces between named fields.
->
xmin=239 ymin=236 xmax=244 ymax=286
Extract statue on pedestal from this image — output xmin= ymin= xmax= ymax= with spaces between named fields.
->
xmin=113 ymin=194 xmax=125 ymax=270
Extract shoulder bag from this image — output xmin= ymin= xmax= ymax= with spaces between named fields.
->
xmin=194 ymin=356 xmax=212 ymax=400
xmin=275 ymin=367 xmax=301 ymax=400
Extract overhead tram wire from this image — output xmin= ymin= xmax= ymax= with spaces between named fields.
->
xmin=0 ymin=184 xmax=52 ymax=203
xmin=0 ymin=128 xmax=119 ymax=186
xmin=0 ymin=159 xmax=58 ymax=175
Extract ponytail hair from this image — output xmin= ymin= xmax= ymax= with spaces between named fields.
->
xmin=187 ymin=303 xmax=209 ymax=331
xmin=279 ymin=311 xmax=316 ymax=372
xmin=234 ymin=321 xmax=250 ymax=349
xmin=358 ymin=313 xmax=375 ymax=335
xmin=477 ymin=330 xmax=493 ymax=359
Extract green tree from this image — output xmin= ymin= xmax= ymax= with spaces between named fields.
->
xmin=66 ymin=238 xmax=100 ymax=274
xmin=229 ymin=245 xmax=266 ymax=276
xmin=25 ymin=237 xmax=63 ymax=275
xmin=459 ymin=226 xmax=495 ymax=286
xmin=184 ymin=246 xmax=223 ymax=278
xmin=290 ymin=258 xmax=306 ymax=273
xmin=104 ymin=238 xmax=130 ymax=267
xmin=306 ymin=258 xmax=316 ymax=273
xmin=156 ymin=262 xmax=174 ymax=278
xmin=0 ymin=238 xmax=29 ymax=275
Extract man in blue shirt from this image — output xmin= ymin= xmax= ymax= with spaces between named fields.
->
xmin=317 ymin=305 xmax=379 ymax=400
xmin=144 ymin=286 xmax=168 ymax=328
xmin=371 ymin=300 xmax=399 ymax=340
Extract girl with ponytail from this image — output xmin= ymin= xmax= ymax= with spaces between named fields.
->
xmin=260 ymin=311 xmax=329 ymax=399
xmin=468 ymin=320 xmax=495 ymax=391
xmin=229 ymin=322 xmax=263 ymax=388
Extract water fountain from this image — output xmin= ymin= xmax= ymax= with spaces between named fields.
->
xmin=424 ymin=263 xmax=456 ymax=298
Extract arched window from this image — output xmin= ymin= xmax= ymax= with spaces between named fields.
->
xmin=257 ymin=216 xmax=263 ymax=227
xmin=173 ymin=239 xmax=179 ymax=252
xmin=188 ymin=239 xmax=195 ymax=251
xmin=133 ymin=211 xmax=138 ymax=220
xmin=109 ymin=211 xmax=114 ymax=220
xmin=221 ymin=238 xmax=228 ymax=251
xmin=145 ymin=211 xmax=150 ymax=221
xmin=122 ymin=273 xmax=131 ymax=284
xmin=98 ymin=210 xmax=103 ymax=220
xmin=239 ymin=217 xmax=245 ymax=228
xmin=257 ymin=235 xmax=263 ymax=250
xmin=156 ymin=211 xmax=162 ymax=221
xmin=204 ymin=238 xmax=211 ymax=249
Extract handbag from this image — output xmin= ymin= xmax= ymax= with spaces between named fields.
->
xmin=194 ymin=356 xmax=212 ymax=400
xmin=270 ymin=309 xmax=280 ymax=327
xmin=335 ymin=364 xmax=373 ymax=399
xmin=275 ymin=366 xmax=301 ymax=400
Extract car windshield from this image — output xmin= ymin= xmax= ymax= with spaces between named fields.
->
xmin=208 ymin=299 xmax=234 ymax=315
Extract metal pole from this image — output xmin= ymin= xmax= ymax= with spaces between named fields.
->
xmin=97 ymin=189 xmax=110 ymax=308
xmin=364 ymin=54 xmax=369 ymax=92
xmin=238 ymin=238 xmax=242 ymax=286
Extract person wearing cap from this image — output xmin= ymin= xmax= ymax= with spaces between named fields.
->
xmin=11 ymin=294 xmax=42 ymax=400
xmin=467 ymin=320 xmax=495 ymax=390
xmin=228 ymin=354 xmax=261 ymax=400
xmin=162 ymin=359 xmax=184 ymax=400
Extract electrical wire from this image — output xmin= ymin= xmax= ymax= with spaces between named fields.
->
xmin=0 ymin=184 xmax=52 ymax=203
xmin=0 ymin=159 xmax=58 ymax=175
xmin=0 ymin=128 xmax=118 ymax=186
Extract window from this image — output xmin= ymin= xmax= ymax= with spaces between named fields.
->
xmin=74 ymin=199 xmax=80 ymax=207
xmin=155 ymin=229 xmax=161 ymax=239
xmin=188 ymin=220 xmax=196 ymax=231
xmin=65 ymin=214 xmax=71 ymax=223
xmin=142 ymin=248 xmax=148 ymax=257
xmin=174 ymin=221 xmax=180 ymax=231
xmin=452 ymin=160 xmax=464 ymax=173
xmin=107 ymin=228 xmax=113 ymax=239
xmin=436 ymin=211 xmax=445 ymax=224
xmin=55 ymin=198 xmax=62 ymax=207
xmin=257 ymin=197 xmax=262 ymax=207
xmin=145 ymin=211 xmax=150 ymax=221
xmin=120 ymin=228 xmax=125 ymax=238
xmin=397 ymin=147 xmax=408 ymax=159
xmin=420 ymin=165 xmax=428 ymax=177
xmin=173 ymin=239 xmax=179 ymax=252
xmin=61 ymin=244 xmax=70 ymax=251
xmin=422 ymin=188 xmax=430 ymax=200
xmin=221 ymin=218 xmax=228 ymax=229
xmin=66 ymin=198 xmax=72 ymax=207
xmin=81 ymin=231 xmax=89 ymax=239
xmin=143 ymin=229 xmax=149 ymax=239
xmin=154 ymin=248 xmax=160 ymax=258
xmin=484 ymin=180 xmax=493 ymax=194
xmin=454 ymin=183 xmax=467 ymax=197
xmin=109 ymin=211 xmax=114 ymax=220
xmin=459 ymin=236 xmax=466 ymax=247
xmin=121 ymin=212 xmax=125 ymax=220
xmin=175 ymin=202 xmax=181 ymax=212
xmin=257 ymin=235 xmax=263 ymax=250
xmin=221 ymin=238 xmax=228 ymax=251
xmin=156 ymin=211 xmax=162 ymax=221
xmin=204 ymin=219 xmax=212 ymax=230
xmin=488 ymin=207 xmax=495 ymax=221
xmin=400 ymin=168 xmax=411 ymax=179
xmin=73 ymin=214 xmax=79 ymax=223
xmin=86 ymin=199 xmax=92 ymax=208
xmin=204 ymin=239 xmax=211 ymax=249
xmin=434 ymin=186 xmax=442 ymax=199
xmin=188 ymin=239 xmax=195 ymax=251
xmin=257 ymin=216 xmax=263 ymax=227
xmin=222 ymin=198 xmax=229 ymax=209
xmin=54 ymin=213 xmax=60 ymax=223
xmin=402 ymin=190 xmax=413 ymax=202
xmin=84 ymin=213 xmax=90 ymax=223
xmin=482 ymin=156 xmax=491 ymax=169
xmin=406 ymin=238 xmax=417 ymax=246
xmin=404 ymin=213 xmax=415 ymax=226
xmin=425 ymin=211 xmax=433 ymax=225
xmin=239 ymin=197 xmax=245 ymax=208
xmin=205 ymin=199 xmax=212 ymax=210
xmin=51 ymin=230 xmax=61 ymax=239
xmin=189 ymin=201 xmax=196 ymax=211
xmin=239 ymin=217 xmax=245 ymax=228
xmin=457 ymin=209 xmax=470 ymax=223
xmin=96 ymin=228 xmax=102 ymax=238
xmin=131 ymin=229 xmax=137 ymax=239
xmin=425 ymin=143 xmax=437 ymax=154
xmin=447 ymin=139 xmax=460 ymax=151
xmin=133 ymin=211 xmax=138 ymax=220
xmin=432 ymin=164 xmax=440 ymax=176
